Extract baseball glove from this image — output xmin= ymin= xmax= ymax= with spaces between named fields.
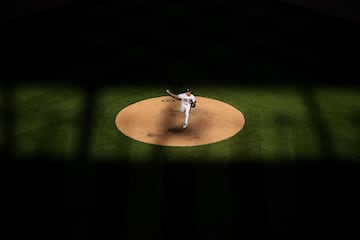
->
xmin=191 ymin=102 xmax=196 ymax=108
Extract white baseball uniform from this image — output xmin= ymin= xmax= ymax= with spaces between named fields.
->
xmin=177 ymin=93 xmax=196 ymax=126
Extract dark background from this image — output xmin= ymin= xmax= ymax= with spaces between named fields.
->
xmin=1 ymin=0 xmax=360 ymax=87
xmin=1 ymin=0 xmax=359 ymax=239
xmin=2 ymin=0 xmax=360 ymax=22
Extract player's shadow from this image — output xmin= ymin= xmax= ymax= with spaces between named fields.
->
xmin=167 ymin=126 xmax=184 ymax=133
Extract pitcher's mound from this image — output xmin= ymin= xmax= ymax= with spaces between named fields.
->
xmin=115 ymin=96 xmax=245 ymax=147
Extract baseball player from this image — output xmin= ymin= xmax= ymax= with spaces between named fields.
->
xmin=166 ymin=88 xmax=196 ymax=129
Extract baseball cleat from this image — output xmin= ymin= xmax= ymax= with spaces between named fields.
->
xmin=183 ymin=123 xmax=188 ymax=129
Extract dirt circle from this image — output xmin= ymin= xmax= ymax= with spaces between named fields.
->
xmin=115 ymin=96 xmax=245 ymax=147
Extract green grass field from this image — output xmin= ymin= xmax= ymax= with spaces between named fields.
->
xmin=2 ymin=84 xmax=359 ymax=162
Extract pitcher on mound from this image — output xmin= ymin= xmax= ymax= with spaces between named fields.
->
xmin=166 ymin=88 xmax=196 ymax=129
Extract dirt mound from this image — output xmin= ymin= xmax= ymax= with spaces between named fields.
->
xmin=115 ymin=96 xmax=245 ymax=147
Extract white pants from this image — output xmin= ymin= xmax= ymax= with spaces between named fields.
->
xmin=180 ymin=103 xmax=191 ymax=125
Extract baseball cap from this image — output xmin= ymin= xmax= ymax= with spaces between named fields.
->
xmin=185 ymin=88 xmax=191 ymax=92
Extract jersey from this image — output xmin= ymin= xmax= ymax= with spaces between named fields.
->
xmin=178 ymin=93 xmax=196 ymax=106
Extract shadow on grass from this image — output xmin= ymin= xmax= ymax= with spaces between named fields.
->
xmin=300 ymin=86 xmax=334 ymax=160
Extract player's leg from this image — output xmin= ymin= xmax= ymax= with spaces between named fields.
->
xmin=180 ymin=103 xmax=186 ymax=113
xmin=183 ymin=105 xmax=191 ymax=128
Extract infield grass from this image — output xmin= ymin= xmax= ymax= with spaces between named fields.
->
xmin=2 ymin=84 xmax=359 ymax=162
